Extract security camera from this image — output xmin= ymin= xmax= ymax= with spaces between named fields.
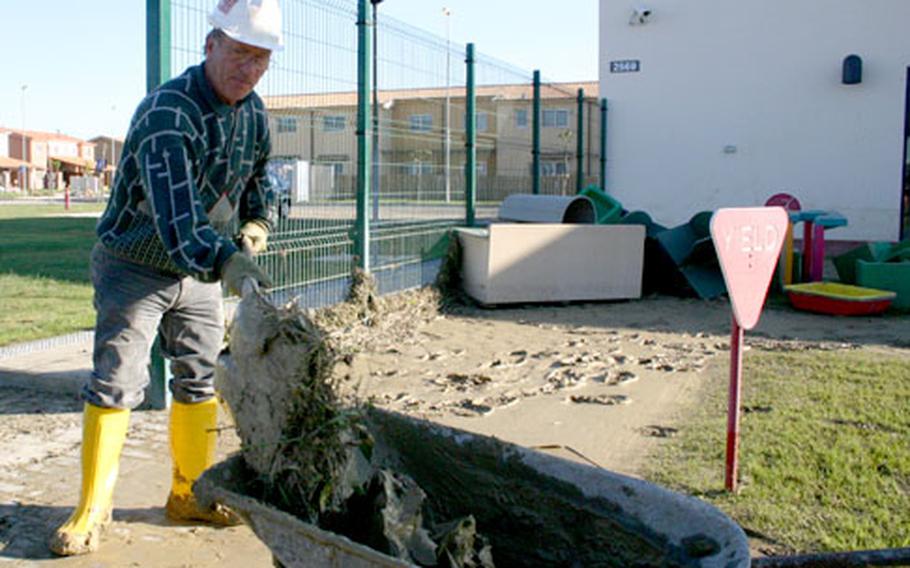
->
xmin=629 ymin=5 xmax=653 ymax=25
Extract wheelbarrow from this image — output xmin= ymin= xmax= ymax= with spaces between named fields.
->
xmin=195 ymin=408 xmax=751 ymax=567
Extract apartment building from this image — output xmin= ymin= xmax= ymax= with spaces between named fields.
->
xmin=263 ymin=81 xmax=601 ymax=201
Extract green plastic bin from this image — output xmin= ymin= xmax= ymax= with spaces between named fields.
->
xmin=833 ymin=242 xmax=892 ymax=284
xmin=856 ymin=260 xmax=910 ymax=311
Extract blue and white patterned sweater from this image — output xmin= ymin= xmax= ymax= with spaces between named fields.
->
xmin=97 ymin=62 xmax=275 ymax=282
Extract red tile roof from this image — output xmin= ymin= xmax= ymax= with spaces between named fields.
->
xmin=0 ymin=127 xmax=94 ymax=145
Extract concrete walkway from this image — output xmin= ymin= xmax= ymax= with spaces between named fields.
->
xmin=0 ymin=336 xmax=92 ymax=398
xmin=0 ymin=335 xmax=273 ymax=566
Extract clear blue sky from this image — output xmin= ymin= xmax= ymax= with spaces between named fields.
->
xmin=0 ymin=0 xmax=597 ymax=141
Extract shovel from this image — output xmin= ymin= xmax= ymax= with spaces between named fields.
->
xmin=238 ymin=236 xmax=263 ymax=298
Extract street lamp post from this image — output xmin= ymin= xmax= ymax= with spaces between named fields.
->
xmin=370 ymin=0 xmax=383 ymax=223
xmin=20 ymin=84 xmax=28 ymax=193
xmin=109 ymin=105 xmax=117 ymax=195
xmin=442 ymin=7 xmax=451 ymax=203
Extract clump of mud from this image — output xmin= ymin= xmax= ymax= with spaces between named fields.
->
xmin=434 ymin=233 xmax=470 ymax=308
xmin=216 ymin=290 xmax=354 ymax=520
xmin=216 ymin=282 xmax=493 ymax=567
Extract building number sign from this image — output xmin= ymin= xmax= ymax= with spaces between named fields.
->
xmin=610 ymin=60 xmax=640 ymax=73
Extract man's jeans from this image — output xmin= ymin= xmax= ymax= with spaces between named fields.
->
xmin=84 ymin=244 xmax=224 ymax=409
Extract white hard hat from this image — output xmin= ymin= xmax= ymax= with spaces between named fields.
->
xmin=209 ymin=0 xmax=284 ymax=52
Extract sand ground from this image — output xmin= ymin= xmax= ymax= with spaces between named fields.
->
xmin=1 ymin=296 xmax=907 ymax=566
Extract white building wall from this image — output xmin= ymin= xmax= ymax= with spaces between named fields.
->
xmin=0 ymin=133 xmax=8 ymax=157
xmin=600 ymin=0 xmax=910 ymax=241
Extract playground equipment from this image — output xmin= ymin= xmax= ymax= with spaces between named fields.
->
xmin=764 ymin=193 xmax=802 ymax=286
xmin=790 ymin=210 xmax=848 ymax=282
xmin=784 ymin=282 xmax=895 ymax=316
xmin=834 ymin=239 xmax=910 ymax=310
xmin=856 ymin=259 xmax=910 ymax=310
xmin=579 ymin=185 xmax=623 ymax=224
xmin=498 ymin=194 xmax=595 ymax=224
xmin=571 ymin=187 xmax=726 ymax=299
xmin=651 ymin=211 xmax=726 ymax=300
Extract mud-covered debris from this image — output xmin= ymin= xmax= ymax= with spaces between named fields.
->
xmin=567 ymin=394 xmax=632 ymax=406
xmin=218 ymin=286 xmax=496 ymax=567
xmin=433 ymin=516 xmax=495 ymax=568
xmin=216 ymin=290 xmax=354 ymax=521
xmin=321 ymin=469 xmax=437 ymax=566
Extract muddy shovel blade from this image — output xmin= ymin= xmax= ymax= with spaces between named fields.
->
xmin=241 ymin=277 xmax=260 ymax=297
xmin=238 ymin=236 xmax=262 ymax=298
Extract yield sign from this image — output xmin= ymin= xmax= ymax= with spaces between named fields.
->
xmin=711 ymin=207 xmax=788 ymax=329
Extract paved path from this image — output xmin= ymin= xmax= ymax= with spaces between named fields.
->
xmin=0 ymin=340 xmax=273 ymax=566
xmin=0 ymin=338 xmax=92 ymax=398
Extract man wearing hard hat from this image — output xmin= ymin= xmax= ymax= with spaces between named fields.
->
xmin=49 ymin=0 xmax=283 ymax=556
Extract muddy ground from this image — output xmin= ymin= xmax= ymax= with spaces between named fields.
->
xmin=0 ymin=296 xmax=907 ymax=566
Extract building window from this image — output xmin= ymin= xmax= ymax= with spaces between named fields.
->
xmin=464 ymin=111 xmax=489 ymax=132
xmin=406 ymin=162 xmax=434 ymax=176
xmin=409 ymin=114 xmax=433 ymax=132
xmin=317 ymin=155 xmax=348 ymax=177
xmin=514 ymin=108 xmax=528 ymax=128
xmin=541 ymin=160 xmax=568 ymax=176
xmin=277 ymin=116 xmax=297 ymax=133
xmin=322 ymin=115 xmax=346 ymax=132
xmin=315 ymin=162 xmax=344 ymax=176
xmin=463 ymin=161 xmax=487 ymax=176
xmin=542 ymin=109 xmax=569 ymax=128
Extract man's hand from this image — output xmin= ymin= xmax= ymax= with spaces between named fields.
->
xmin=221 ymin=252 xmax=273 ymax=296
xmin=237 ymin=220 xmax=269 ymax=254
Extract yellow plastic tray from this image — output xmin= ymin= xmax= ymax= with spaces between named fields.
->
xmin=784 ymin=282 xmax=895 ymax=301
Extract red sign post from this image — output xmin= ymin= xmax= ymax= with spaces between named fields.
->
xmin=711 ymin=207 xmax=788 ymax=492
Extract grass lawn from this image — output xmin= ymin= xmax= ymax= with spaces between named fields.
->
xmin=646 ymin=348 xmax=910 ymax=554
xmin=0 ymin=203 xmax=105 ymax=346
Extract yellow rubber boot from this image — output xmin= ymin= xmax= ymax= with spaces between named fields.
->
xmin=49 ymin=404 xmax=130 ymax=556
xmin=165 ymin=399 xmax=239 ymax=525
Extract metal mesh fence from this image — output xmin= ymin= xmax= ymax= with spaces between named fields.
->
xmin=166 ymin=0 xmax=604 ymax=305
xmin=472 ymin=54 xmax=535 ymax=212
xmin=470 ymin=56 xmax=603 ymax=221
xmin=538 ymin=81 xmax=602 ymax=197
xmin=368 ymin=12 xmax=466 ymax=293
xmin=171 ymin=0 xmax=361 ymax=307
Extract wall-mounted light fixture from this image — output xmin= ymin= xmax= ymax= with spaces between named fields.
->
xmin=842 ymin=54 xmax=862 ymax=85
xmin=629 ymin=5 xmax=653 ymax=25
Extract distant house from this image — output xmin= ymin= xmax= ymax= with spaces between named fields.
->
xmin=599 ymin=0 xmax=910 ymax=241
xmin=0 ymin=128 xmax=33 ymax=190
xmin=89 ymin=136 xmax=124 ymax=187
xmin=0 ymin=128 xmax=96 ymax=190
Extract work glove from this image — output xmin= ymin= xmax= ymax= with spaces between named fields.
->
xmin=221 ymin=252 xmax=273 ymax=297
xmin=237 ymin=220 xmax=269 ymax=254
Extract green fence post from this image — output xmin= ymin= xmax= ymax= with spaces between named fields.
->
xmin=370 ymin=0 xmax=381 ymax=223
xmin=465 ymin=43 xmax=476 ymax=227
xmin=144 ymin=0 xmax=172 ymax=411
xmin=600 ymin=98 xmax=608 ymax=192
xmin=532 ymin=70 xmax=541 ymax=195
xmin=356 ymin=0 xmax=372 ymax=271
xmin=146 ymin=0 xmax=170 ymax=94
xmin=576 ymin=88 xmax=585 ymax=194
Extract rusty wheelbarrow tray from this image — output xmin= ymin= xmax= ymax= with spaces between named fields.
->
xmin=195 ymin=408 xmax=750 ymax=567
